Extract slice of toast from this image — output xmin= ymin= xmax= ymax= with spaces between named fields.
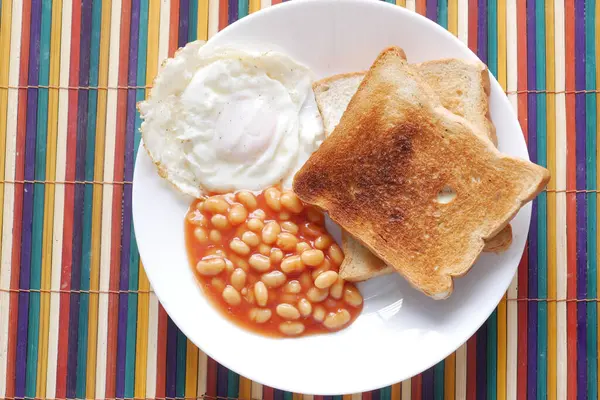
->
xmin=294 ymin=47 xmax=550 ymax=298
xmin=313 ymin=60 xmax=510 ymax=282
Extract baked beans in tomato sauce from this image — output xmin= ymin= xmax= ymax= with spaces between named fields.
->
xmin=185 ymin=187 xmax=363 ymax=337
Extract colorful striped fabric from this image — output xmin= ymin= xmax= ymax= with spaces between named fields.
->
xmin=0 ymin=0 xmax=595 ymax=398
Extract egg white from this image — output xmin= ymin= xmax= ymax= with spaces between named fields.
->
xmin=139 ymin=41 xmax=324 ymax=197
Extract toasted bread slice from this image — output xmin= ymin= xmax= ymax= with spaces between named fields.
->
xmin=313 ymin=61 xmax=510 ymax=282
xmin=294 ymin=47 xmax=550 ymax=298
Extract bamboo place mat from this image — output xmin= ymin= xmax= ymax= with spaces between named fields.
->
xmin=0 ymin=0 xmax=596 ymax=399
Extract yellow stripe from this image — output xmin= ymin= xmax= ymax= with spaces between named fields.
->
xmin=396 ymin=0 xmax=406 ymax=7
xmin=448 ymin=0 xmax=458 ymax=36
xmin=250 ymin=0 xmax=261 ymax=13
xmin=391 ymin=383 xmax=401 ymax=400
xmin=545 ymin=0 xmax=557 ymax=398
xmin=444 ymin=353 xmax=455 ymax=400
xmin=185 ymin=341 xmax=199 ymax=398
xmin=36 ymin=0 xmax=63 ymax=396
xmin=198 ymin=0 xmax=209 ymax=41
xmin=239 ymin=377 xmax=252 ymax=400
xmin=85 ymin=0 xmax=112 ymax=396
xmin=134 ymin=3 xmax=161 ymax=396
xmin=0 ymin=0 xmax=13 ymax=254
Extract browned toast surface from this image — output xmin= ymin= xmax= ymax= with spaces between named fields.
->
xmin=294 ymin=47 xmax=550 ymax=298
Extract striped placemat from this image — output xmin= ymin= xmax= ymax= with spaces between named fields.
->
xmin=0 ymin=0 xmax=596 ymax=398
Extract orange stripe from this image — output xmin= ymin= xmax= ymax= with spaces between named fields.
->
xmin=219 ymin=0 xmax=228 ymax=31
xmin=169 ymin=0 xmax=179 ymax=56
xmin=468 ymin=0 xmax=478 ymax=52
xmin=154 ymin=307 xmax=168 ymax=397
xmin=416 ymin=0 xmax=426 ymax=15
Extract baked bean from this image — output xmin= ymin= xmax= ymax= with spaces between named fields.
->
xmin=209 ymin=229 xmax=222 ymax=243
xmin=211 ymin=277 xmax=226 ymax=292
xmin=307 ymin=207 xmax=324 ymax=223
xmin=236 ymin=191 xmax=257 ymax=210
xmin=250 ymin=209 xmax=266 ymax=221
xmin=279 ymin=211 xmax=291 ymax=220
xmin=195 ymin=201 xmax=205 ymax=211
xmin=241 ymin=231 xmax=260 ymax=247
xmin=296 ymin=242 xmax=311 ymax=254
xmin=254 ymin=281 xmax=268 ymax=306
xmin=247 ymin=218 xmax=264 ymax=232
xmin=264 ymin=187 xmax=282 ymax=211
xmin=323 ymin=309 xmax=351 ymax=330
xmin=249 ymin=308 xmax=272 ymax=323
xmin=231 ymin=268 xmax=247 ymax=290
xmin=298 ymin=272 xmax=312 ymax=289
xmin=187 ymin=211 xmax=208 ymax=227
xmin=311 ymin=261 xmax=331 ymax=280
xmin=307 ymin=287 xmax=329 ymax=303
xmin=280 ymin=191 xmax=304 ymax=213
xmin=258 ymin=243 xmax=272 ymax=256
xmin=204 ymin=197 xmax=229 ymax=214
xmin=314 ymin=271 xmax=339 ymax=289
xmin=194 ymin=227 xmax=209 ymax=244
xmin=302 ymin=223 xmax=323 ymax=237
xmin=230 ymin=254 xmax=249 ymax=271
xmin=276 ymin=232 xmax=298 ymax=252
xmin=230 ymin=238 xmax=251 ymax=255
xmin=211 ymin=214 xmax=231 ymax=230
xmin=224 ymin=258 xmax=235 ymax=273
xmin=276 ymin=303 xmax=301 ymax=320
xmin=228 ymin=204 xmax=248 ymax=226
xmin=262 ymin=221 xmax=281 ymax=244
xmin=343 ymin=284 xmax=363 ymax=307
xmin=330 ymin=277 xmax=345 ymax=300
xmin=328 ymin=243 xmax=345 ymax=265
xmin=270 ymin=248 xmax=284 ymax=264
xmin=222 ymin=285 xmax=242 ymax=306
xmin=279 ymin=321 xmax=305 ymax=336
xmin=261 ymin=271 xmax=286 ymax=288
xmin=297 ymin=298 xmax=312 ymax=317
xmin=249 ymin=254 xmax=271 ymax=272
xmin=301 ymin=249 xmax=325 ymax=267
xmin=312 ymin=305 xmax=326 ymax=322
xmin=244 ymin=288 xmax=256 ymax=304
xmin=314 ymin=235 xmax=333 ymax=250
xmin=196 ymin=258 xmax=225 ymax=276
xmin=280 ymin=221 xmax=299 ymax=234
xmin=283 ymin=280 xmax=301 ymax=294
xmin=280 ymin=255 xmax=305 ymax=274
xmin=205 ymin=248 xmax=225 ymax=257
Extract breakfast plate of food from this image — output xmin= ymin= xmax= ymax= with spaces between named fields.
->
xmin=132 ymin=0 xmax=549 ymax=395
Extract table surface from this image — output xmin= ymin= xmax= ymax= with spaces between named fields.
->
xmin=0 ymin=0 xmax=595 ymax=399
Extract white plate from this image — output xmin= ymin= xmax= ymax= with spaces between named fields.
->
xmin=133 ymin=0 xmax=530 ymax=394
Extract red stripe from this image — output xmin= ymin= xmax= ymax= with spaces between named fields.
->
xmin=411 ymin=375 xmax=421 ymax=400
xmin=564 ymin=0 xmax=577 ymax=398
xmin=415 ymin=0 xmax=426 ymax=15
xmin=169 ymin=0 xmax=179 ymax=56
xmin=54 ymin=0 xmax=81 ymax=396
xmin=105 ymin=0 xmax=132 ymax=395
xmin=361 ymin=392 xmax=371 ymax=400
xmin=466 ymin=336 xmax=476 ymax=400
xmin=206 ymin=356 xmax=217 ymax=397
xmin=5 ymin=1 xmax=32 ymax=396
xmin=154 ymin=306 xmax=168 ymax=397
xmin=219 ymin=0 xmax=228 ymax=31
xmin=271 ymin=0 xmax=282 ymax=4
xmin=263 ymin=386 xmax=274 ymax=400
xmin=515 ymin=0 xmax=528 ymax=397
xmin=468 ymin=0 xmax=477 ymax=52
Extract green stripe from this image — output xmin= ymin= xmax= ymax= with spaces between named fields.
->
xmin=25 ymin=0 xmax=52 ymax=395
xmin=227 ymin=370 xmax=240 ymax=398
xmin=380 ymin=386 xmax=391 ymax=400
xmin=238 ymin=0 xmax=249 ymax=18
xmin=485 ymin=1 xmax=499 ymax=398
xmin=176 ymin=330 xmax=187 ymax=397
xmin=438 ymin=0 xmax=448 ymax=29
xmin=433 ymin=362 xmax=444 ymax=400
xmin=75 ymin=0 xmax=103 ymax=396
xmin=188 ymin=0 xmax=198 ymax=42
xmin=383 ymin=0 xmax=395 ymax=3
xmin=283 ymin=391 xmax=293 ymax=400
xmin=535 ymin=0 xmax=548 ymax=398
xmin=124 ymin=1 xmax=149 ymax=396
xmin=585 ymin=0 xmax=598 ymax=397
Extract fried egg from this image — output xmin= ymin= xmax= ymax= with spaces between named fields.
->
xmin=139 ymin=41 xmax=324 ymax=197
